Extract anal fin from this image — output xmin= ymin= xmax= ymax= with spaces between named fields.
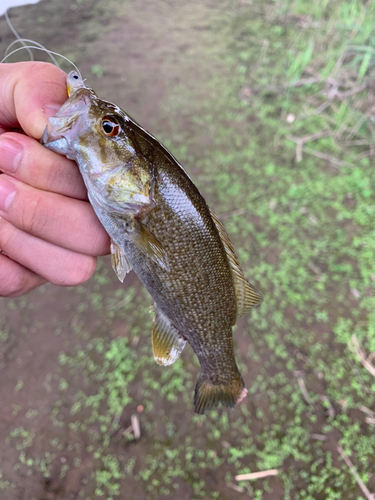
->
xmin=152 ymin=306 xmax=186 ymax=366
xmin=111 ymin=241 xmax=132 ymax=283
xmin=210 ymin=208 xmax=263 ymax=317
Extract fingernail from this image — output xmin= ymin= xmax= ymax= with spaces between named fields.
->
xmin=43 ymin=104 xmax=62 ymax=118
xmin=0 ymin=177 xmax=16 ymax=212
xmin=0 ymin=138 xmax=23 ymax=173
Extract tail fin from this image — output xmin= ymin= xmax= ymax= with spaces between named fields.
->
xmin=194 ymin=373 xmax=247 ymax=415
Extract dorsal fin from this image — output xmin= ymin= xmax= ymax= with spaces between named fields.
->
xmin=152 ymin=305 xmax=186 ymax=366
xmin=210 ymin=209 xmax=263 ymax=317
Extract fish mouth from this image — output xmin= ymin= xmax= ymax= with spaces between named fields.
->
xmin=41 ymin=124 xmax=73 ymax=158
xmin=41 ymin=89 xmax=93 ymax=159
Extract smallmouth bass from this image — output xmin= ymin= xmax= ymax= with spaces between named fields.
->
xmin=42 ymin=71 xmax=262 ymax=414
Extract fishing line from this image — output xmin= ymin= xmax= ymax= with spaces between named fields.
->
xmin=3 ymin=10 xmax=82 ymax=78
xmin=4 ymin=39 xmax=60 ymax=67
xmin=5 ymin=10 xmax=33 ymax=61
xmin=1 ymin=45 xmax=82 ymax=78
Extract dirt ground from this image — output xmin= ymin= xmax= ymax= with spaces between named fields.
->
xmin=1 ymin=2 xmax=262 ymax=499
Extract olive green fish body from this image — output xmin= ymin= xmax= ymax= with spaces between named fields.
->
xmin=42 ymin=71 xmax=262 ymax=413
xmin=91 ymin=133 xmax=244 ymax=411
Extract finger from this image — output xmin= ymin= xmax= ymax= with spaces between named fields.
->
xmin=0 ymin=217 xmax=97 ymax=286
xmin=0 ymin=61 xmax=67 ymax=138
xmin=0 ymin=132 xmax=87 ymax=200
xmin=0 ymin=253 xmax=46 ymax=297
xmin=0 ymin=176 xmax=110 ymax=256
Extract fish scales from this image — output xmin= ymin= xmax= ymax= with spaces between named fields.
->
xmin=95 ymin=145 xmax=239 ymax=379
xmin=42 ymin=71 xmax=262 ymax=413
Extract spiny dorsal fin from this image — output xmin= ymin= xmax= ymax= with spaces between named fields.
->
xmin=210 ymin=209 xmax=263 ymax=318
xmin=152 ymin=305 xmax=186 ymax=366
xmin=110 ymin=241 xmax=132 ymax=283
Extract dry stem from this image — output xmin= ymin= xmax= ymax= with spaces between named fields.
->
xmin=348 ymin=335 xmax=375 ymax=378
xmin=287 ymin=130 xmax=332 ymax=162
xmin=303 ymin=147 xmax=353 ymax=169
xmin=337 ymin=446 xmax=375 ymax=500
xmin=296 ymin=377 xmax=315 ymax=407
xmin=235 ymin=470 xmax=279 ymax=481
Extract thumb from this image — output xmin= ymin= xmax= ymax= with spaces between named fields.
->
xmin=0 ymin=61 xmax=68 ymax=139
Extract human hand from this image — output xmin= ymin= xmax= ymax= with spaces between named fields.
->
xmin=0 ymin=62 xmax=110 ymax=297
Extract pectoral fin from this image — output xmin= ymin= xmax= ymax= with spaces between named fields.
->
xmin=111 ymin=241 xmax=132 ymax=282
xmin=152 ymin=306 xmax=186 ymax=366
xmin=129 ymin=220 xmax=170 ymax=271
xmin=210 ymin=209 xmax=263 ymax=317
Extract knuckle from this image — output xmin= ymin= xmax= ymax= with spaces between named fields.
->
xmin=0 ymin=220 xmax=18 ymax=253
xmin=7 ymin=278 xmax=29 ymax=297
xmin=43 ymin=163 xmax=61 ymax=192
xmin=71 ymin=256 xmax=97 ymax=285
xmin=0 ymin=262 xmax=32 ymax=298
xmin=53 ymin=255 xmax=97 ymax=287
xmin=21 ymin=193 xmax=47 ymax=235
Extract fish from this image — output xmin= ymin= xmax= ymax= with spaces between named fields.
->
xmin=41 ymin=71 xmax=263 ymax=414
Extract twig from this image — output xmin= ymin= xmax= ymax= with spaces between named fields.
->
xmin=343 ymin=139 xmax=371 ymax=146
xmin=320 ymin=395 xmax=335 ymax=418
xmin=297 ymin=377 xmax=315 ymax=407
xmin=235 ymin=470 xmax=278 ymax=481
xmin=359 ymin=406 xmax=375 ymax=426
xmin=299 ymin=101 xmax=331 ymax=120
xmin=359 ymin=406 xmax=375 ymax=418
xmin=337 ymin=446 xmax=375 ymax=500
xmin=346 ymin=108 xmax=374 ymax=141
xmin=257 ymin=77 xmax=323 ymax=94
xmin=348 ymin=335 xmax=375 ymax=378
xmin=337 ymin=82 xmax=368 ymax=98
xmin=131 ymin=414 xmax=141 ymax=440
xmin=227 ymin=482 xmax=245 ymax=493
xmin=367 ymin=120 xmax=375 ymax=143
xmin=119 ymin=414 xmax=141 ymax=441
xmin=354 ymin=149 xmax=375 ymax=161
xmin=294 ymin=349 xmax=311 ymax=365
xmin=308 ymin=262 xmax=323 ymax=276
xmin=287 ymin=130 xmax=332 ymax=142
xmin=303 ymin=147 xmax=354 ymax=169
xmin=347 ymin=359 xmax=371 ymax=394
xmin=310 ymin=434 xmax=327 ymax=441
xmin=287 ymin=130 xmax=332 ymax=162
xmin=335 ymin=103 xmax=359 ymax=140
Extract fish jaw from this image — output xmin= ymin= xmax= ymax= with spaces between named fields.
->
xmin=41 ymin=88 xmax=94 ymax=160
xmin=41 ymin=82 xmax=154 ymax=214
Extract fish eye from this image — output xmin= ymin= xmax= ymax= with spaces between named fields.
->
xmin=100 ymin=116 xmax=121 ymax=137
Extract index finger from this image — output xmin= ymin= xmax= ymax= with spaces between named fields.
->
xmin=0 ymin=61 xmax=68 ymax=138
